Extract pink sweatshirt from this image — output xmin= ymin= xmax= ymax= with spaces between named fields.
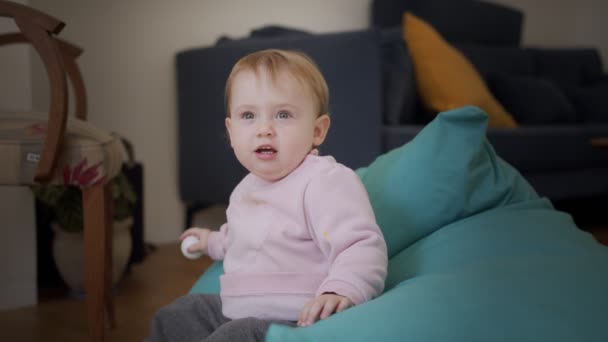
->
xmin=206 ymin=155 xmax=388 ymax=321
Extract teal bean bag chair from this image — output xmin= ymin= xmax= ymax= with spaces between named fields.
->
xmin=190 ymin=106 xmax=608 ymax=342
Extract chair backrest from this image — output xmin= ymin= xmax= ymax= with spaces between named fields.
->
xmin=0 ymin=0 xmax=86 ymax=182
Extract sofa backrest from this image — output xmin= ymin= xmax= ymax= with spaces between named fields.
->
xmin=381 ymin=28 xmax=606 ymax=126
xmin=527 ymin=48 xmax=605 ymax=85
xmin=371 ymin=0 xmax=524 ymax=46
xmin=456 ymin=44 xmax=535 ymax=78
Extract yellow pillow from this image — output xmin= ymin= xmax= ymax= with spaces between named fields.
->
xmin=403 ymin=12 xmax=517 ymax=128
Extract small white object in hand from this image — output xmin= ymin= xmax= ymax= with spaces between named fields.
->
xmin=181 ymin=235 xmax=202 ymax=260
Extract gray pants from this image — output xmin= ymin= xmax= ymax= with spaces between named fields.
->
xmin=147 ymin=294 xmax=296 ymax=342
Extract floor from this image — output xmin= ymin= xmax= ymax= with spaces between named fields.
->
xmin=0 ymin=242 xmax=213 ymax=342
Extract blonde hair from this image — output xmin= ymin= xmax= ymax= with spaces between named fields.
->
xmin=225 ymin=49 xmax=329 ymax=117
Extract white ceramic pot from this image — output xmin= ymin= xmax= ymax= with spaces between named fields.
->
xmin=52 ymin=217 xmax=133 ymax=295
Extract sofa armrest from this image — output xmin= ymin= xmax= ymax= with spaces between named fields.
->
xmin=176 ymin=29 xmax=383 ymax=205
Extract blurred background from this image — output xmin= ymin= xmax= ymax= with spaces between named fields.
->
xmin=0 ymin=0 xmax=607 ymax=339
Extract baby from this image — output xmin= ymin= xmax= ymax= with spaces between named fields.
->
xmin=148 ymin=49 xmax=387 ymax=342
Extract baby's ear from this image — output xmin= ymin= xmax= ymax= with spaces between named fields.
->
xmin=313 ymin=114 xmax=331 ymax=147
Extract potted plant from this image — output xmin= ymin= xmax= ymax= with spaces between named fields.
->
xmin=31 ymin=171 xmax=137 ymax=294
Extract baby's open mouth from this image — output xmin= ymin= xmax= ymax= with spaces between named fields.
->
xmin=255 ymin=146 xmax=277 ymax=154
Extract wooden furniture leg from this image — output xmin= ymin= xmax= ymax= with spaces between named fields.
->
xmin=83 ymin=182 xmax=114 ymax=342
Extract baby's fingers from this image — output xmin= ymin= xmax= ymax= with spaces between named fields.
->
xmin=336 ymin=297 xmax=353 ymax=313
xmin=297 ymin=301 xmax=313 ymax=327
xmin=319 ymin=298 xmax=339 ymax=320
xmin=187 ymin=242 xmax=203 ymax=253
xmin=180 ymin=227 xmax=203 ymax=240
xmin=307 ymin=300 xmax=324 ymax=325
xmin=299 ymin=300 xmax=323 ymax=327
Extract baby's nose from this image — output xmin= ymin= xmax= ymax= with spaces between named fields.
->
xmin=257 ymin=121 xmax=275 ymax=137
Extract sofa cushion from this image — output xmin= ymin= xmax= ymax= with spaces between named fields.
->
xmin=357 ymin=106 xmax=537 ymax=257
xmin=563 ymin=82 xmax=608 ymax=123
xmin=488 ymin=74 xmax=578 ymax=124
xmin=402 ymin=12 xmax=517 ymax=128
xmin=524 ymin=168 xmax=608 ymax=201
xmin=488 ymin=125 xmax=608 ymax=173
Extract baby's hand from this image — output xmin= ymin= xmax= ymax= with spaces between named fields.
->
xmin=180 ymin=227 xmax=212 ymax=255
xmin=297 ymin=293 xmax=353 ymax=327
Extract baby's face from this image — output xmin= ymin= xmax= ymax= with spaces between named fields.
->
xmin=226 ymin=68 xmax=329 ymax=181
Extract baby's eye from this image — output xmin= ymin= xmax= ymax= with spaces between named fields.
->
xmin=241 ymin=111 xmax=254 ymax=119
xmin=276 ymin=111 xmax=292 ymax=119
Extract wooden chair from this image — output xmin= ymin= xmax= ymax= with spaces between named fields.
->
xmin=0 ymin=1 xmax=122 ymax=341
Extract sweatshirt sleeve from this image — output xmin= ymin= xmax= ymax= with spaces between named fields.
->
xmin=206 ymin=223 xmax=229 ymax=260
xmin=304 ymin=165 xmax=388 ymax=305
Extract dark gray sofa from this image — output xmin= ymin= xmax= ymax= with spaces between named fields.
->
xmin=374 ymin=0 xmax=608 ymax=204
xmin=176 ymin=0 xmax=608 ymax=226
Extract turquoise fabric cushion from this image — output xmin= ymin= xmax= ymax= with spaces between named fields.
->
xmin=359 ymin=105 xmax=537 ymax=257
xmin=267 ymin=198 xmax=608 ymax=341
xmin=190 ymin=261 xmax=222 ymax=294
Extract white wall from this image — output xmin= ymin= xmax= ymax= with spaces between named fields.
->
xmin=0 ymin=0 xmax=31 ymax=110
xmin=0 ymin=187 xmax=37 ymax=310
xmin=28 ymin=0 xmax=371 ymax=243
xmin=0 ymin=0 xmax=38 ymax=310
xmin=25 ymin=0 xmax=608 ymax=244
xmin=488 ymin=0 xmax=608 ymax=66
